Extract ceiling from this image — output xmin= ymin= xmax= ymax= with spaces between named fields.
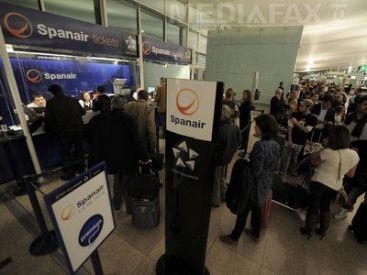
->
xmin=189 ymin=0 xmax=367 ymax=72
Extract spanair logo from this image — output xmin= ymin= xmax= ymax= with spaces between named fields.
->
xmin=142 ymin=40 xmax=152 ymax=55
xmin=176 ymin=89 xmax=199 ymax=116
xmin=60 ymin=205 xmax=75 ymax=221
xmin=26 ymin=69 xmax=42 ymax=83
xmin=4 ymin=12 xmax=33 ymax=39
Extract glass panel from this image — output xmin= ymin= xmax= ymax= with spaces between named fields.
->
xmin=136 ymin=0 xmax=164 ymax=13
xmin=165 ymin=0 xmax=186 ymax=22
xmin=1 ymin=0 xmax=39 ymax=10
xmin=44 ymin=0 xmax=96 ymax=24
xmin=189 ymin=5 xmax=200 ymax=28
xmin=197 ymin=53 xmax=206 ymax=65
xmin=167 ymin=23 xmax=180 ymax=45
xmin=180 ymin=26 xmax=187 ymax=47
xmin=198 ymin=35 xmax=207 ymax=53
xmin=141 ymin=11 xmax=164 ymax=41
xmin=107 ymin=0 xmax=137 ymax=33
xmin=188 ymin=31 xmax=198 ymax=52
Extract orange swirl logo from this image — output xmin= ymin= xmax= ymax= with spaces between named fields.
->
xmin=26 ymin=69 xmax=42 ymax=83
xmin=176 ymin=89 xmax=199 ymax=116
xmin=3 ymin=12 xmax=33 ymax=39
xmin=142 ymin=40 xmax=152 ymax=55
xmin=60 ymin=205 xmax=75 ymax=221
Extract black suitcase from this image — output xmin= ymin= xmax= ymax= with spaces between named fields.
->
xmin=350 ymin=201 xmax=367 ymax=244
xmin=129 ymin=170 xmax=161 ymax=229
xmin=272 ymin=174 xmax=309 ymax=210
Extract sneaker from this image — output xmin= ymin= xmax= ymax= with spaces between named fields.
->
xmin=334 ymin=208 xmax=348 ymax=220
xmin=219 ymin=234 xmax=238 ymax=245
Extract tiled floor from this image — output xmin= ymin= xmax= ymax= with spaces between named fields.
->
xmin=1 ymin=130 xmax=367 ymax=275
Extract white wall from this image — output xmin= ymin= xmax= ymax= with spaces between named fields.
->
xmin=205 ymin=27 xmax=303 ymax=105
xmin=143 ymin=62 xmax=190 ymax=88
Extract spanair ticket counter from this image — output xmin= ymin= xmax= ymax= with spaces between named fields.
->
xmin=0 ymin=1 xmax=139 ymax=184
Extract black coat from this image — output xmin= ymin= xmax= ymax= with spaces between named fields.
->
xmin=239 ymin=101 xmax=253 ymax=128
xmin=44 ymin=93 xmax=85 ymax=135
xmin=86 ymin=110 xmax=149 ymax=174
xmin=93 ymin=94 xmax=111 ymax=113
xmin=270 ymin=96 xmax=284 ymax=121
xmin=214 ymin=119 xmax=241 ymax=166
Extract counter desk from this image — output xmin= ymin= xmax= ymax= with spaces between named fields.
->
xmin=0 ymin=130 xmax=61 ymax=184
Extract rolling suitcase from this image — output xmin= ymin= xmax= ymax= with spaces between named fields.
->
xmin=350 ymin=201 xmax=367 ymax=244
xmin=130 ymin=167 xmax=160 ymax=230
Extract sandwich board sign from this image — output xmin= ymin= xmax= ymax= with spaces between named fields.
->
xmin=44 ymin=162 xmax=115 ymax=274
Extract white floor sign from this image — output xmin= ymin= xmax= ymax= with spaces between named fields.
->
xmin=44 ymin=163 xmax=115 ymax=274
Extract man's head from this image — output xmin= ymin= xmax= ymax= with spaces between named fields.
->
xmin=311 ymin=93 xmax=319 ymax=103
xmin=111 ymin=96 xmax=127 ymax=111
xmin=299 ymin=99 xmax=314 ymax=114
xmin=32 ymin=93 xmax=46 ymax=107
xmin=96 ymin=85 xmax=105 ymax=94
xmin=320 ymin=94 xmax=334 ymax=109
xmin=160 ymin=78 xmax=166 ymax=86
xmin=335 ymin=93 xmax=343 ymax=104
xmin=357 ymin=95 xmax=367 ymax=114
xmin=221 ymin=105 xmax=233 ymax=121
xmin=137 ymin=90 xmax=148 ymax=101
xmin=225 ymin=88 xmax=234 ymax=100
xmin=48 ymin=84 xmax=64 ymax=96
xmin=275 ymin=88 xmax=283 ymax=98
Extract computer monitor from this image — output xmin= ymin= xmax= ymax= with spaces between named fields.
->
xmin=147 ymin=86 xmax=156 ymax=94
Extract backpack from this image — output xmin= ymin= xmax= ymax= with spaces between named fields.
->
xmin=226 ymin=158 xmax=251 ymax=214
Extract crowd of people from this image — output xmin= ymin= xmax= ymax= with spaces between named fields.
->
xmin=9 ymin=77 xmax=366 ymax=244
xmin=218 ymin=80 xmax=367 ymax=245
xmin=27 ymin=81 xmax=167 ymax=214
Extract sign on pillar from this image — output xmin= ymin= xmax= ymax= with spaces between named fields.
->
xmin=157 ymin=79 xmax=223 ymax=275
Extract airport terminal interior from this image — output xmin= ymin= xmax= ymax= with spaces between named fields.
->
xmin=0 ymin=0 xmax=367 ymax=275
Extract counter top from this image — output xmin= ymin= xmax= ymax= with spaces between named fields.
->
xmin=0 ymin=132 xmax=25 ymax=144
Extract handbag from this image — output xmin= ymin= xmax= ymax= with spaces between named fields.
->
xmin=296 ymin=149 xmax=323 ymax=186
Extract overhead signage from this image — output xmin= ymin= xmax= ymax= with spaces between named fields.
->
xmin=166 ymin=79 xmax=218 ymax=141
xmin=44 ymin=163 xmax=115 ymax=274
xmin=0 ymin=2 xmax=138 ymax=57
xmin=142 ymin=37 xmax=192 ymax=65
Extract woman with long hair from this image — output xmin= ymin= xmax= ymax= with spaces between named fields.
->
xmin=220 ymin=115 xmax=280 ymax=244
xmin=300 ymin=125 xmax=359 ymax=239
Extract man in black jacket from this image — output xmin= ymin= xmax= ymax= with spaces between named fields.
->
xmin=311 ymin=94 xmax=335 ymax=142
xmin=87 ymin=96 xmax=149 ymax=212
xmin=44 ymin=84 xmax=86 ymax=180
xmin=212 ymin=105 xmax=241 ymax=207
xmin=93 ymin=85 xmax=111 ymax=114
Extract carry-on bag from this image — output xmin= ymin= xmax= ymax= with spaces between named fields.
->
xmin=130 ymin=165 xmax=160 ymax=229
